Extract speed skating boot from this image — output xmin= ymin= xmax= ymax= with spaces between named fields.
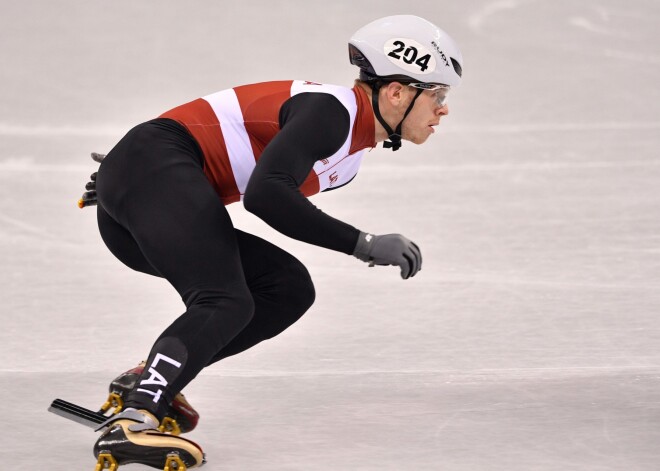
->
xmin=100 ymin=362 xmax=199 ymax=435
xmin=93 ymin=409 xmax=205 ymax=470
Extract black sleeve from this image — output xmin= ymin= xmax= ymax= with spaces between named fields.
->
xmin=243 ymin=92 xmax=361 ymax=255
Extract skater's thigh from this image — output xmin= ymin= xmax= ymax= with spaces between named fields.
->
xmin=97 ymin=120 xmax=246 ymax=296
xmin=97 ymin=204 xmax=160 ymax=277
xmin=124 ymin=166 xmax=245 ymax=296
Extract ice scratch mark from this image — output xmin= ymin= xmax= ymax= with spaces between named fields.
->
xmin=601 ymin=48 xmax=660 ymax=65
xmin=569 ymin=16 xmax=613 ymax=35
xmin=444 ymin=121 xmax=660 ymax=134
xmin=434 ymin=411 xmax=460 ymax=439
xmin=569 ymin=15 xmax=636 ymax=39
xmin=0 ymin=123 xmax=125 ymax=137
xmin=468 ymin=0 xmax=525 ymax=32
xmin=0 ymin=212 xmax=78 ymax=247
xmin=0 ymin=156 xmax=91 ymax=173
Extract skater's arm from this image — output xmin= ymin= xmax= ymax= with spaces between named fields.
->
xmin=243 ymin=92 xmax=360 ymax=254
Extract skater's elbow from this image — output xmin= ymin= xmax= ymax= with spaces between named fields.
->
xmin=243 ymin=182 xmax=271 ymax=217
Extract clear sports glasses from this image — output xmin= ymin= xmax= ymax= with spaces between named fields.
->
xmin=408 ymin=83 xmax=451 ymax=107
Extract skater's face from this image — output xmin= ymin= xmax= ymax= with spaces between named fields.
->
xmin=379 ymin=82 xmax=450 ymax=145
xmin=400 ymin=86 xmax=450 ymax=145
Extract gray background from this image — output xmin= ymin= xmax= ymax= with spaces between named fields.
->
xmin=1 ymin=0 xmax=659 ymax=469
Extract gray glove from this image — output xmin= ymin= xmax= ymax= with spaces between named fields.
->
xmin=353 ymin=231 xmax=422 ymax=279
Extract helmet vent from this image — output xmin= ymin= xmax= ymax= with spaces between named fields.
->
xmin=451 ymin=58 xmax=462 ymax=78
xmin=349 ymin=44 xmax=375 ymax=74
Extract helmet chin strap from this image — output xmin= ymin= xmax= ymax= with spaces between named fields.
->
xmin=371 ymin=82 xmax=424 ymax=151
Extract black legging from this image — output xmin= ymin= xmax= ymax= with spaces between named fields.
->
xmin=96 ymin=119 xmax=315 ymax=419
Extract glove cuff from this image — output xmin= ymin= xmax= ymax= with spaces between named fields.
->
xmin=353 ymin=231 xmax=375 ymax=262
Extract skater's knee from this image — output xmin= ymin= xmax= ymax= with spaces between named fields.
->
xmin=183 ymin=284 xmax=255 ymax=327
xmin=283 ymin=262 xmax=316 ymax=314
xmin=233 ymin=286 xmax=256 ymax=326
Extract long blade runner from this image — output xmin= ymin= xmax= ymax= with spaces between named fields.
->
xmin=48 ymin=398 xmax=107 ymax=429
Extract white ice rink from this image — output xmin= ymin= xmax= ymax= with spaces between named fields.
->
xmin=1 ymin=0 xmax=659 ymax=469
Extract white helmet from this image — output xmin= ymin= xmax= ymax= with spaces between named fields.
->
xmin=348 ymin=15 xmax=463 ymax=151
xmin=349 ymin=15 xmax=463 ymax=87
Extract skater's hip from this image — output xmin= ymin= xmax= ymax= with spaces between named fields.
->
xmin=96 ymin=119 xmax=206 ymax=210
xmin=104 ymin=118 xmax=204 ymax=169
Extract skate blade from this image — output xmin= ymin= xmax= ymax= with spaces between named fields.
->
xmin=48 ymin=398 xmax=106 ymax=429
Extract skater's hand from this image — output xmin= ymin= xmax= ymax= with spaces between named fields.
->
xmin=353 ymin=232 xmax=422 ymax=279
xmin=78 ymin=152 xmax=105 ymax=208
